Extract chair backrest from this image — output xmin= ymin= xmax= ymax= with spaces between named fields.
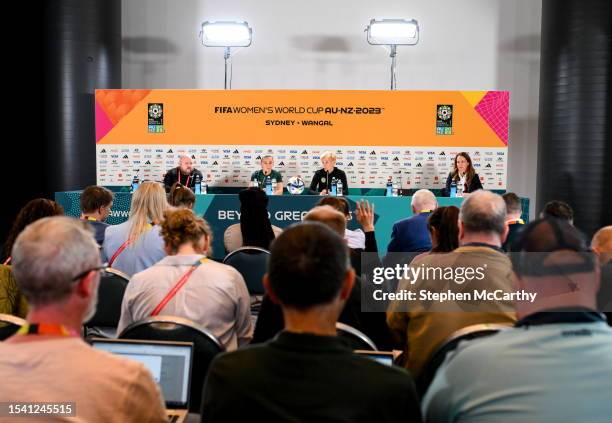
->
xmin=223 ymin=247 xmax=270 ymax=296
xmin=417 ymin=323 xmax=511 ymax=396
xmin=336 ymin=322 xmax=378 ymax=351
xmin=118 ymin=315 xmax=224 ymax=413
xmin=85 ymin=268 xmax=129 ymax=329
xmin=0 ymin=314 xmax=26 ymax=341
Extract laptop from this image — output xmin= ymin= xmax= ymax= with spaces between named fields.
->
xmin=354 ymin=350 xmax=395 ymax=366
xmin=91 ymin=338 xmax=193 ymax=423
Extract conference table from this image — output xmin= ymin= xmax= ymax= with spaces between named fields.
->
xmin=56 ymin=191 xmax=530 ymax=260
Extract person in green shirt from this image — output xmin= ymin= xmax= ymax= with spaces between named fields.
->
xmin=250 ymin=155 xmax=283 ymax=195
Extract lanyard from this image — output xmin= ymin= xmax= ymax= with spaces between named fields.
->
xmin=108 ymin=224 xmax=154 ymax=267
xmin=507 ymin=218 xmax=525 ymax=225
xmin=150 ymin=258 xmax=208 ymax=316
xmin=3 ymin=256 xmax=11 ymax=265
xmin=178 ymin=168 xmax=191 ymax=187
xmin=17 ymin=323 xmax=78 ymax=337
xmin=82 ymin=216 xmax=97 ymax=222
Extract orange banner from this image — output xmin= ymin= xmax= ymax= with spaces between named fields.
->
xmin=96 ymin=90 xmax=509 ymax=148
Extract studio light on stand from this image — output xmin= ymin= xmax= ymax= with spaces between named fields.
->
xmin=365 ymin=19 xmax=419 ymax=90
xmin=200 ymin=20 xmax=252 ymax=89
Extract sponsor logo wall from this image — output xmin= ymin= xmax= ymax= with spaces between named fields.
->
xmin=97 ymin=145 xmax=507 ymax=189
xmin=95 ymin=90 xmax=509 ymax=189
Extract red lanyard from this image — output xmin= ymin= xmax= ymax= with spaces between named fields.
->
xmin=17 ymin=323 xmax=78 ymax=337
xmin=178 ymin=168 xmax=191 ymax=187
xmin=108 ymin=240 xmax=131 ymax=267
xmin=108 ymin=224 xmax=154 ymax=267
xmin=150 ymin=258 xmax=208 ymax=316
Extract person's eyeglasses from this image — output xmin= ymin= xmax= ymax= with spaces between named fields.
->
xmin=71 ymin=264 xmax=109 ymax=281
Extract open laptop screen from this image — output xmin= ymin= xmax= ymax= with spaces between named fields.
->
xmin=91 ymin=339 xmax=192 ymax=408
xmin=354 ymin=350 xmax=395 ymax=366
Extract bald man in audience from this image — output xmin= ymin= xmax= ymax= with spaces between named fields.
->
xmin=163 ymin=155 xmax=204 ymax=193
xmin=387 ymin=190 xmax=516 ymax=379
xmin=423 ymin=218 xmax=612 ymax=422
xmin=0 ymin=217 xmax=166 ymax=422
xmin=592 ymin=226 xmax=612 ymax=321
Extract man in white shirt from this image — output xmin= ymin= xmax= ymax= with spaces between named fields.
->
xmin=0 ymin=216 xmax=167 ymax=423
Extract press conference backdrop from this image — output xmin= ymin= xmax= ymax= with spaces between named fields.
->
xmin=56 ymin=192 xmax=529 ymax=260
xmin=95 ymin=90 xmax=510 ymax=190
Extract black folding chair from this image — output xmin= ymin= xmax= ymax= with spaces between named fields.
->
xmin=417 ymin=323 xmax=511 ymax=396
xmin=119 ymin=315 xmax=224 ymax=413
xmin=0 ymin=314 xmax=26 ymax=341
xmin=223 ymin=246 xmax=270 ymax=296
xmin=336 ymin=322 xmax=378 ymax=351
xmin=84 ymin=268 xmax=129 ymax=338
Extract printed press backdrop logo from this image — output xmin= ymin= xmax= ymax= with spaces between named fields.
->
xmin=95 ymin=145 xmax=507 ymax=189
xmin=436 ymin=104 xmax=453 ymax=135
xmin=148 ymin=103 xmax=164 ymax=133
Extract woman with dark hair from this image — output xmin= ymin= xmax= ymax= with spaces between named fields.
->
xmin=444 ymin=152 xmax=483 ymax=196
xmin=428 ymin=206 xmax=460 ymax=252
xmin=410 ymin=206 xmax=460 ymax=265
xmin=169 ymin=182 xmax=196 ymax=209
xmin=223 ymin=188 xmax=282 ymax=253
xmin=1 ymin=198 xmax=64 ymax=316
xmin=2 ymin=199 xmax=64 ymax=264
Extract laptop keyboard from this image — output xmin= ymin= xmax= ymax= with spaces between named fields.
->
xmin=168 ymin=414 xmax=180 ymax=423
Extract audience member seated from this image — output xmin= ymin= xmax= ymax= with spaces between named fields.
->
xmin=386 ymin=189 xmax=437 ymax=253
xmin=0 ymin=216 xmax=167 ymax=422
xmin=201 ymin=223 xmax=421 ymax=423
xmin=168 ymin=182 xmax=196 ymax=209
xmin=253 ymin=205 xmax=393 ymax=350
xmin=318 ymin=196 xmax=365 ymax=248
xmin=102 ymin=181 xmax=168 ymax=277
xmin=411 ymin=205 xmax=460 ymax=264
xmin=422 ymin=218 xmax=612 ymax=422
xmin=223 ymin=188 xmax=282 ymax=253
xmin=2 ymin=198 xmax=64 ymax=265
xmin=592 ymin=225 xmax=612 ymax=323
xmin=1 ymin=198 xmax=64 ymax=316
xmin=540 ymin=199 xmax=574 ymax=224
xmin=502 ymin=192 xmax=525 ymax=251
xmin=117 ymin=209 xmax=252 ymax=350
xmin=387 ymin=190 xmax=516 ymax=379
xmin=0 ymin=265 xmax=27 ymax=317
xmin=80 ymin=185 xmax=114 ymax=245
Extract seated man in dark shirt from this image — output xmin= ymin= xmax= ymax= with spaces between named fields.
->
xmin=201 ymin=223 xmax=421 ymax=423
xmin=163 ymin=155 xmax=204 ymax=193
xmin=502 ymin=192 xmax=525 ymax=251
xmin=80 ymin=185 xmax=114 ymax=245
xmin=252 ymin=205 xmax=392 ymax=350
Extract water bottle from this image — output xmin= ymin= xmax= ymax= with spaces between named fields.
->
xmin=450 ymin=180 xmax=457 ymax=198
xmin=194 ymin=174 xmax=202 ymax=194
xmin=392 ymin=179 xmax=399 ymax=197
xmin=456 ymin=181 xmax=463 ymax=198
xmin=330 ymin=179 xmax=338 ymax=196
xmin=251 ymin=179 xmax=259 ymax=188
xmin=336 ymin=179 xmax=343 ymax=196
xmin=131 ymin=175 xmax=139 ymax=193
xmin=265 ymin=177 xmax=273 ymax=195
xmin=203 ymin=184 xmax=208 ymax=195
xmin=271 ymin=178 xmax=278 ymax=195
xmin=386 ymin=177 xmax=393 ymax=197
